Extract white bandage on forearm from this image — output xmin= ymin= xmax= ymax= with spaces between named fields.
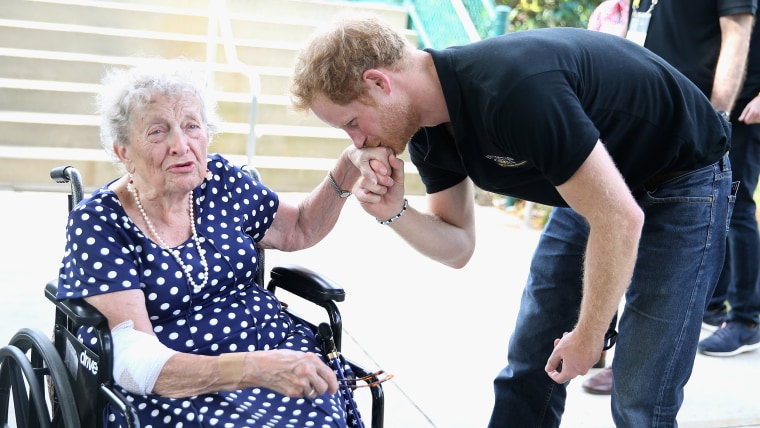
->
xmin=218 ymin=352 xmax=246 ymax=385
xmin=110 ymin=320 xmax=177 ymax=395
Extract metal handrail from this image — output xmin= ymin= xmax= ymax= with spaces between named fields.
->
xmin=451 ymin=0 xmax=481 ymax=43
xmin=404 ymin=1 xmax=434 ymax=48
xmin=206 ymin=0 xmax=261 ymax=165
xmin=481 ymin=0 xmax=496 ymax=20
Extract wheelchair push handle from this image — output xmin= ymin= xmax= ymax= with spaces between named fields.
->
xmin=50 ymin=165 xmax=85 ymax=211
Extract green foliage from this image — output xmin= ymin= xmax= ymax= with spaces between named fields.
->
xmin=497 ymin=0 xmax=601 ymax=31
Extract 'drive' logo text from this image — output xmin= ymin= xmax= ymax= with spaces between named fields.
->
xmin=80 ymin=351 xmax=98 ymax=375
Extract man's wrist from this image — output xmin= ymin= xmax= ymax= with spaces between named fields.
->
xmin=376 ymin=198 xmax=409 ymax=225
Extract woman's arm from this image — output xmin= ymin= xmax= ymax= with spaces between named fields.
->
xmin=154 ymin=348 xmax=337 ymax=398
xmin=260 ymin=145 xmax=393 ymax=252
xmin=86 ymin=290 xmax=338 ymax=398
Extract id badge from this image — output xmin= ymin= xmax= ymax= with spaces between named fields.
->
xmin=626 ymin=10 xmax=651 ymax=46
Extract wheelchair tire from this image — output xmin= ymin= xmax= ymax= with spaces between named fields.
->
xmin=6 ymin=327 xmax=80 ymax=428
xmin=0 ymin=344 xmax=52 ymax=428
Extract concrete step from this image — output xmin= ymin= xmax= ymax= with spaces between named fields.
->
xmin=1 ymin=0 xmax=210 ymax=35
xmin=0 ymin=110 xmax=343 ymax=155
xmin=0 ymin=77 xmax=325 ymax=126
xmin=0 ymin=0 xmax=416 ymax=65
xmin=0 ymin=48 xmax=293 ymax=95
xmin=0 ymin=19 xmax=301 ymax=68
xmin=0 ymin=16 xmax=415 ymax=69
xmin=38 ymin=0 xmax=412 ymax=28
xmin=223 ymin=0 xmax=410 ymax=27
xmin=0 ymin=0 xmax=422 ymax=193
xmin=1 ymin=0 xmax=365 ymax=45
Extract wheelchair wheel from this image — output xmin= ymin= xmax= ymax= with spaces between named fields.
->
xmin=0 ymin=344 xmax=51 ymax=428
xmin=1 ymin=328 xmax=80 ymax=428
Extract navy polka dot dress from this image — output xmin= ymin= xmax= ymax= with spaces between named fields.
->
xmin=57 ymin=154 xmax=356 ymax=427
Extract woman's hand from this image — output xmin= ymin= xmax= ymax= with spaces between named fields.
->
xmin=244 ymin=350 xmax=339 ymax=398
xmin=346 ymin=146 xmax=396 ymax=192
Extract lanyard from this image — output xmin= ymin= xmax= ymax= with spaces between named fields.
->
xmin=627 ymin=0 xmax=659 ymax=46
xmin=632 ymin=0 xmax=659 ymax=13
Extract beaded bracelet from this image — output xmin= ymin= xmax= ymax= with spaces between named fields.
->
xmin=376 ymin=198 xmax=409 ymax=225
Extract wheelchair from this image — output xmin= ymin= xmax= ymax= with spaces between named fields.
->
xmin=0 ymin=165 xmax=386 ymax=428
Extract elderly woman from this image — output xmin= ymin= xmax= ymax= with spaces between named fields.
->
xmin=56 ymin=59 xmax=380 ymax=427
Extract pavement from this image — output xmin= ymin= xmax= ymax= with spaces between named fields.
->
xmin=1 ymin=187 xmax=759 ymax=428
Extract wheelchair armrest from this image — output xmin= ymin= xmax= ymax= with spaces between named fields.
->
xmin=266 ymin=264 xmax=346 ymax=304
xmin=45 ymin=279 xmax=107 ymax=327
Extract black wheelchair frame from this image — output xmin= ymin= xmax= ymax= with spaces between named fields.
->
xmin=0 ymin=165 xmax=385 ymax=428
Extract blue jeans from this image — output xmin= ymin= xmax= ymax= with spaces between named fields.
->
xmin=488 ymin=155 xmax=735 ymax=428
xmin=708 ymin=122 xmax=760 ymax=326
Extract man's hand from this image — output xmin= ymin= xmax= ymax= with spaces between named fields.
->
xmin=739 ymin=95 xmax=760 ymax=124
xmin=355 ymin=153 xmax=407 ymax=220
xmin=545 ymin=330 xmax=604 ymax=384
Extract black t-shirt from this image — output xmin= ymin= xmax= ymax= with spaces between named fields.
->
xmin=637 ymin=0 xmax=757 ymax=99
xmin=410 ymin=27 xmax=729 ymax=207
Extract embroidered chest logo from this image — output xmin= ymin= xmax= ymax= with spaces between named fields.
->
xmin=486 ymin=155 xmax=527 ymax=168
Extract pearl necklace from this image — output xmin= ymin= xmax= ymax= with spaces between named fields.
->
xmin=127 ymin=180 xmax=209 ymax=292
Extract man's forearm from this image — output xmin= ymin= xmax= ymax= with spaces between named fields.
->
xmin=576 ymin=219 xmax=641 ymax=341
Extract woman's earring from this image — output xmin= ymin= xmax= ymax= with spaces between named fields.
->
xmin=206 ymin=169 xmax=213 ymax=181
xmin=127 ymin=174 xmax=135 ymax=192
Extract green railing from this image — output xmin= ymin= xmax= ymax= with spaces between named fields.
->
xmin=347 ymin=0 xmax=511 ymax=48
xmin=406 ymin=0 xmax=474 ymax=48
